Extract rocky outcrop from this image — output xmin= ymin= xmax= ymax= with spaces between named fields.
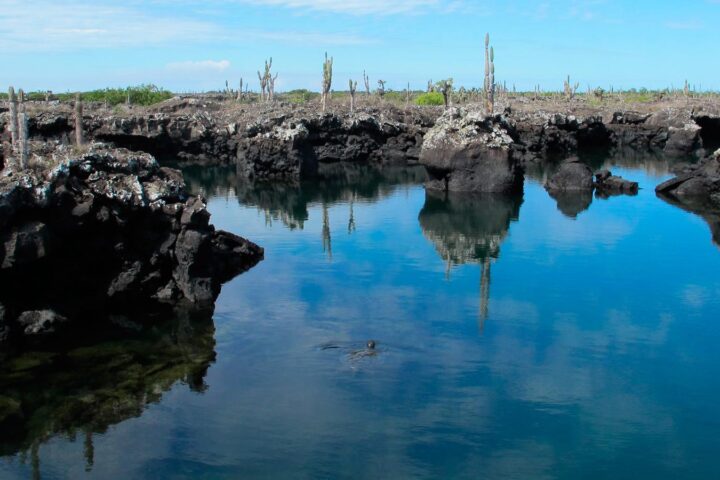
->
xmin=545 ymin=160 xmax=639 ymax=217
xmin=0 ymin=145 xmax=263 ymax=345
xmin=545 ymin=158 xmax=594 ymax=192
xmin=656 ymin=149 xmax=720 ymax=207
xmin=237 ymin=110 xmax=428 ymax=181
xmin=594 ymin=169 xmax=639 ymax=196
xmin=419 ymin=108 xmax=523 ymax=193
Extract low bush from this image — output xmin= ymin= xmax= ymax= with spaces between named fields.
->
xmin=415 ymin=92 xmax=445 ymax=106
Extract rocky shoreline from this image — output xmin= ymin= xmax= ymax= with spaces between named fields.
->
xmin=0 ymin=145 xmax=263 ymax=347
xmin=3 ymin=96 xmax=720 ymax=345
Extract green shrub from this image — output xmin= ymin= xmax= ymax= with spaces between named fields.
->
xmin=52 ymin=85 xmax=173 ymax=106
xmin=415 ymin=92 xmax=445 ymax=106
xmin=284 ymin=89 xmax=318 ymax=104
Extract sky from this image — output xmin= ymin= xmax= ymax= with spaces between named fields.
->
xmin=1 ymin=0 xmax=719 ymax=93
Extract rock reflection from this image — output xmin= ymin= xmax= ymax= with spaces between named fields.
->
xmin=0 ymin=307 xmax=216 ymax=477
xmin=656 ymin=193 xmax=720 ymax=248
xmin=234 ymin=164 xmax=428 ymax=230
xmin=419 ymin=190 xmax=523 ymax=327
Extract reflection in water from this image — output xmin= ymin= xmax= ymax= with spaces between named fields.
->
xmin=0 ymin=308 xmax=215 ymax=478
xmin=233 ymin=165 xmax=427 ymax=230
xmin=4 ymin=156 xmax=720 ymax=479
xmin=547 ymin=189 xmax=594 ymax=218
xmin=656 ymin=193 xmax=720 ymax=248
xmin=419 ymin=190 xmax=523 ymax=327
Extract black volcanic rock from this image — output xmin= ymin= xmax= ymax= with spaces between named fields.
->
xmin=0 ymin=145 xmax=263 ymax=345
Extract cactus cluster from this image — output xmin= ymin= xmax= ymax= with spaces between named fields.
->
xmin=564 ymin=75 xmax=579 ymax=100
xmin=363 ymin=70 xmax=370 ymax=96
xmin=484 ymin=33 xmax=495 ymax=114
xmin=258 ymin=58 xmax=277 ymax=102
xmin=321 ymin=52 xmax=333 ymax=113
xmin=5 ymin=86 xmax=29 ymax=168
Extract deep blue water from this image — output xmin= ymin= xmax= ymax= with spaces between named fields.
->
xmin=2 ymin=158 xmax=720 ymax=479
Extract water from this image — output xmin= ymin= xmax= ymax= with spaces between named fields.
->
xmin=2 ymin=157 xmax=720 ymax=479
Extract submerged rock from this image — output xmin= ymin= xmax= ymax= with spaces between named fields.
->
xmin=419 ymin=108 xmax=523 ymax=193
xmin=16 ymin=310 xmax=68 ymax=336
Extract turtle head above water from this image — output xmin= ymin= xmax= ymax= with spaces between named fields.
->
xmin=367 ymin=340 xmax=376 ymax=350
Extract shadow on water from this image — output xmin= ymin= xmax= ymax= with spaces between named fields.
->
xmin=0 ymin=307 xmax=216 ymax=477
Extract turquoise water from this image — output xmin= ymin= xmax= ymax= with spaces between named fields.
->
xmin=2 ymin=159 xmax=720 ymax=479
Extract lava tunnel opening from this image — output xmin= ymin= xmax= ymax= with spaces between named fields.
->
xmin=695 ymin=116 xmax=720 ymax=152
xmin=93 ymin=134 xmax=182 ymax=162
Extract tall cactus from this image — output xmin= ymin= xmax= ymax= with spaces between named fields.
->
xmin=484 ymin=33 xmax=495 ymax=114
xmin=74 ymin=94 xmax=84 ymax=146
xmin=363 ymin=70 xmax=370 ymax=95
xmin=436 ymin=79 xmax=453 ymax=109
xmin=236 ymin=78 xmax=244 ymax=102
xmin=258 ymin=58 xmax=274 ymax=102
xmin=321 ymin=52 xmax=333 ymax=113
xmin=17 ymin=104 xmax=28 ymax=169
xmin=564 ymin=75 xmax=579 ymax=100
xmin=349 ymin=79 xmax=357 ymax=114
xmin=269 ymin=72 xmax=278 ymax=101
xmin=7 ymin=86 xmax=18 ymax=148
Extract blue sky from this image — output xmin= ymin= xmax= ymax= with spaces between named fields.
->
xmin=1 ymin=0 xmax=719 ymax=93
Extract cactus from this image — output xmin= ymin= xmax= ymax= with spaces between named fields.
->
xmin=484 ymin=33 xmax=495 ymax=114
xmin=7 ymin=86 xmax=18 ymax=149
xmin=18 ymin=89 xmax=25 ymax=103
xmin=427 ymin=79 xmax=434 ymax=93
xmin=45 ymin=91 xmax=52 ymax=102
xmin=17 ymin=104 xmax=28 ymax=169
xmin=236 ymin=78 xmax=244 ymax=102
xmin=377 ymin=80 xmax=386 ymax=98
xmin=406 ymin=82 xmax=411 ymax=107
xmin=75 ymin=94 xmax=84 ymax=146
xmin=563 ymin=75 xmax=579 ymax=100
xmin=436 ymin=79 xmax=453 ymax=109
xmin=258 ymin=58 xmax=274 ymax=102
xmin=321 ymin=52 xmax=333 ymax=113
xmin=348 ymin=79 xmax=357 ymax=114
xmin=269 ymin=72 xmax=278 ymax=101
xmin=363 ymin=70 xmax=370 ymax=95
xmin=684 ymin=79 xmax=690 ymax=97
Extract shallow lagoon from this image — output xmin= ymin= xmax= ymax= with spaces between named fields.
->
xmin=2 ymin=157 xmax=720 ymax=479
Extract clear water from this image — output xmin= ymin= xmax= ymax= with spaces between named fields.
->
xmin=2 ymin=158 xmax=720 ymax=479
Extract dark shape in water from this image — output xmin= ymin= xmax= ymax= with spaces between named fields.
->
xmin=656 ymin=192 xmax=720 ymax=248
xmin=0 ymin=306 xmax=216 ymax=477
xmin=548 ymin=188 xmax=594 ymax=218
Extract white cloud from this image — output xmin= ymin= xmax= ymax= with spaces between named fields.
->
xmin=237 ymin=0 xmax=445 ymax=15
xmin=166 ymin=60 xmax=231 ymax=72
xmin=0 ymin=0 xmax=372 ymax=52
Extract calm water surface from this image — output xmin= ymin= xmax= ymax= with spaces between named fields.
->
xmin=2 ymin=157 xmax=720 ymax=479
